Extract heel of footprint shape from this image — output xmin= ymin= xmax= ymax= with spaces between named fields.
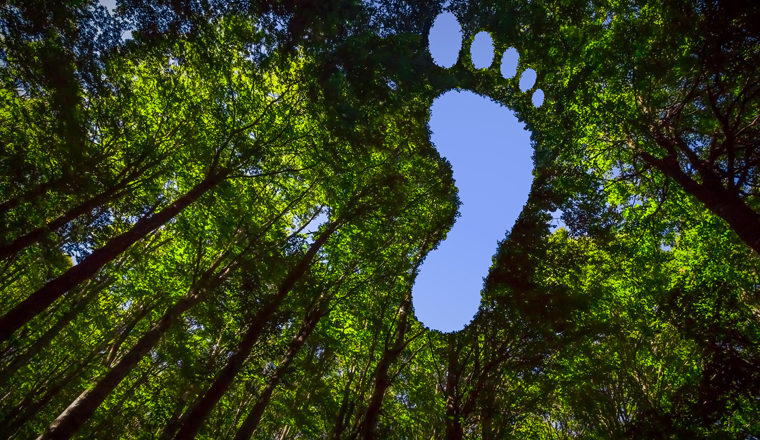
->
xmin=428 ymin=12 xmax=544 ymax=108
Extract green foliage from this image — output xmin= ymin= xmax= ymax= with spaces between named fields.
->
xmin=1 ymin=0 xmax=759 ymax=439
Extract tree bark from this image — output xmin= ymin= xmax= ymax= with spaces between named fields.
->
xmin=81 ymin=363 xmax=157 ymax=439
xmin=358 ymin=289 xmax=411 ymax=440
xmin=0 ymin=171 xmax=138 ymax=260
xmin=640 ymin=143 xmax=760 ymax=254
xmin=34 ymin=253 xmax=232 ymax=440
xmin=0 ymin=277 xmax=109 ymax=387
xmin=172 ymin=218 xmax=341 ymax=440
xmin=331 ymin=367 xmax=357 ymax=440
xmin=0 ymin=170 xmax=227 ymax=344
xmin=157 ymin=388 xmax=196 ymax=440
xmin=0 ymin=338 xmax=107 ymax=437
xmin=0 ymin=175 xmax=68 ymax=214
xmin=445 ymin=333 xmax=463 ymax=440
xmin=233 ymin=302 xmax=328 ymax=440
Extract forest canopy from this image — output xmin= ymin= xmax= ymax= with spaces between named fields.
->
xmin=0 ymin=0 xmax=758 ymax=439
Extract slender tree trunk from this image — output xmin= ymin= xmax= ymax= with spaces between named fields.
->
xmin=480 ymin=339 xmax=496 ymax=440
xmin=0 ymin=170 xmax=227 ymax=344
xmin=103 ymin=304 xmax=153 ymax=367
xmin=0 ymin=355 xmax=72 ymax=434
xmin=0 ymin=176 xmax=69 ymax=214
xmin=0 ymin=278 xmax=107 ymax=386
xmin=234 ymin=303 xmax=328 ymax=440
xmin=0 ymin=344 xmax=103 ymax=437
xmin=331 ymin=368 xmax=357 ymax=440
xmin=276 ymin=425 xmax=290 ymax=440
xmin=172 ymin=219 xmax=341 ymax=440
xmin=34 ymin=253 xmax=233 ymax=440
xmin=0 ymin=293 xmax=152 ymax=427
xmin=158 ymin=326 xmax=229 ymax=440
xmin=85 ymin=364 xmax=158 ymax=439
xmin=640 ymin=146 xmax=760 ymax=254
xmin=359 ymin=290 xmax=411 ymax=440
xmin=0 ymin=172 xmax=137 ymax=260
xmin=157 ymin=388 xmax=196 ymax=440
xmin=445 ymin=333 xmax=462 ymax=440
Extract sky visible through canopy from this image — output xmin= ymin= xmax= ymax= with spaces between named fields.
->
xmin=412 ymin=13 xmax=536 ymax=333
xmin=413 ymin=91 xmax=534 ymax=333
xmin=97 ymin=0 xmax=537 ymax=333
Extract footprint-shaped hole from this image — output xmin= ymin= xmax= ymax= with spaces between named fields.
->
xmin=418 ymin=14 xmax=545 ymax=333
xmin=429 ymin=12 xmax=462 ymax=68
xmin=470 ymin=32 xmax=494 ymax=69
xmin=501 ymin=47 xmax=519 ymax=78
xmin=413 ymin=91 xmax=534 ymax=333
xmin=519 ymin=68 xmax=537 ymax=92
xmin=532 ymin=89 xmax=545 ymax=107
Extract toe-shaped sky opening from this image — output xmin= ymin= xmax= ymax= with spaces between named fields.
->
xmin=500 ymin=47 xmax=519 ymax=79
xmin=470 ymin=32 xmax=494 ymax=69
xmin=519 ymin=68 xmax=537 ymax=92
xmin=532 ymin=89 xmax=545 ymax=107
xmin=429 ymin=12 xmax=462 ymax=69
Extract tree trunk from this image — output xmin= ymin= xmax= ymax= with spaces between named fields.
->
xmin=0 ymin=175 xmax=69 ymax=215
xmin=234 ymin=302 xmax=328 ymax=440
xmin=0 ymin=344 xmax=103 ymax=437
xmin=640 ymin=147 xmax=760 ymax=254
xmin=157 ymin=388 xmax=196 ymax=440
xmin=0 ymin=277 xmax=109 ymax=387
xmin=34 ymin=255 xmax=232 ymax=440
xmin=81 ymin=363 xmax=157 ymax=439
xmin=103 ymin=304 xmax=154 ymax=367
xmin=172 ymin=219 xmax=341 ymax=440
xmin=330 ymin=368 xmax=357 ymax=440
xmin=445 ymin=333 xmax=463 ymax=440
xmin=358 ymin=289 xmax=411 ymax=440
xmin=0 ymin=171 xmax=137 ymax=260
xmin=0 ymin=170 xmax=227 ymax=344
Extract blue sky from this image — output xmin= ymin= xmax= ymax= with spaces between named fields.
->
xmin=411 ymin=13 xmax=537 ymax=333
xmin=98 ymin=1 xmax=542 ymax=333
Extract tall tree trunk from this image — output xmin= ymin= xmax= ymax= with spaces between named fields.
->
xmin=0 ymin=169 xmax=140 ymax=260
xmin=358 ymin=289 xmax=411 ymax=440
xmin=0 ymin=292 xmax=154 ymax=430
xmin=445 ymin=333 xmax=462 ymax=440
xmin=0 ymin=169 xmax=227 ymax=344
xmin=331 ymin=367 xmax=357 ymax=440
xmin=158 ymin=327 xmax=230 ymax=440
xmin=234 ymin=302 xmax=328 ymax=440
xmin=0 ymin=339 xmax=107 ymax=437
xmin=640 ymin=144 xmax=760 ymax=254
xmin=0 ymin=176 xmax=69 ymax=215
xmin=172 ymin=219 xmax=341 ymax=440
xmin=80 ymin=363 xmax=158 ymax=439
xmin=34 ymin=252 xmax=233 ymax=440
xmin=0 ymin=276 xmax=110 ymax=387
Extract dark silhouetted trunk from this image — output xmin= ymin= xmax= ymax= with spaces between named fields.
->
xmin=359 ymin=290 xmax=411 ymax=440
xmin=0 ymin=172 xmax=137 ymax=260
xmin=445 ymin=333 xmax=462 ymax=440
xmin=331 ymin=367 xmax=356 ymax=440
xmin=0 ymin=336 xmax=109 ymax=437
xmin=0 ymin=170 xmax=227 ymax=344
xmin=234 ymin=303 xmax=328 ymax=440
xmin=35 ymin=253 xmax=232 ymax=440
xmin=641 ymin=141 xmax=760 ymax=255
xmin=0 ymin=176 xmax=68 ymax=214
xmin=83 ymin=364 xmax=157 ymax=439
xmin=0 ymin=277 xmax=109 ymax=387
xmin=172 ymin=219 xmax=341 ymax=440
xmin=157 ymin=387 xmax=198 ymax=440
